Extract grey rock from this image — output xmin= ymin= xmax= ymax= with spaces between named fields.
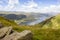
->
xmin=0 ymin=27 xmax=12 ymax=39
xmin=0 ymin=27 xmax=33 ymax=40
xmin=16 ymin=30 xmax=33 ymax=40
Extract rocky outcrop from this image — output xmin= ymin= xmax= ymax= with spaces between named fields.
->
xmin=0 ymin=27 xmax=33 ymax=40
xmin=0 ymin=27 xmax=12 ymax=39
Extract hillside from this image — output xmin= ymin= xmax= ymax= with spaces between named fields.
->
xmin=0 ymin=16 xmax=22 ymax=32
xmin=42 ymin=14 xmax=60 ymax=29
xmin=0 ymin=14 xmax=27 ymax=20
xmin=0 ymin=14 xmax=60 ymax=40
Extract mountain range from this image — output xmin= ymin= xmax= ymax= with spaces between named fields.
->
xmin=0 ymin=13 xmax=60 ymax=40
xmin=0 ymin=12 xmax=57 ymax=25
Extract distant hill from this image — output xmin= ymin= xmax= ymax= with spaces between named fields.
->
xmin=0 ymin=14 xmax=27 ymax=20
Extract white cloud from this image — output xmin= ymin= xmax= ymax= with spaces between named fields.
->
xmin=0 ymin=0 xmax=60 ymax=13
xmin=8 ymin=0 xmax=19 ymax=4
xmin=3 ymin=0 xmax=20 ymax=11
xmin=0 ymin=5 xmax=3 ymax=10
xmin=23 ymin=1 xmax=38 ymax=8
xmin=11 ymin=0 xmax=39 ymax=12
xmin=40 ymin=5 xmax=60 ymax=13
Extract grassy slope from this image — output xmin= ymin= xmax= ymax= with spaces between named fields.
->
xmin=42 ymin=14 xmax=60 ymax=29
xmin=0 ymin=17 xmax=21 ymax=31
xmin=0 ymin=14 xmax=60 ymax=40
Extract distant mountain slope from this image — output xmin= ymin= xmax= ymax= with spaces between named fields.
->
xmin=0 ymin=14 xmax=27 ymax=20
xmin=34 ymin=14 xmax=60 ymax=29
xmin=4 ymin=14 xmax=27 ymax=20
xmin=43 ymin=14 xmax=60 ymax=29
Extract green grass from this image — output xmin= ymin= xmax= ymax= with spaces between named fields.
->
xmin=0 ymin=14 xmax=60 ymax=40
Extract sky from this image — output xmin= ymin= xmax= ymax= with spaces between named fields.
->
xmin=0 ymin=0 xmax=60 ymax=13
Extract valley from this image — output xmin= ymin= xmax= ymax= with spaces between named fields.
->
xmin=0 ymin=12 xmax=54 ymax=25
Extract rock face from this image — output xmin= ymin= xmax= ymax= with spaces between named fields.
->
xmin=0 ymin=27 xmax=12 ymax=39
xmin=0 ymin=27 xmax=33 ymax=40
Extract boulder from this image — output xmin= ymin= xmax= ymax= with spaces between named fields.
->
xmin=2 ymin=30 xmax=33 ymax=40
xmin=0 ymin=27 xmax=33 ymax=40
xmin=0 ymin=27 xmax=12 ymax=39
